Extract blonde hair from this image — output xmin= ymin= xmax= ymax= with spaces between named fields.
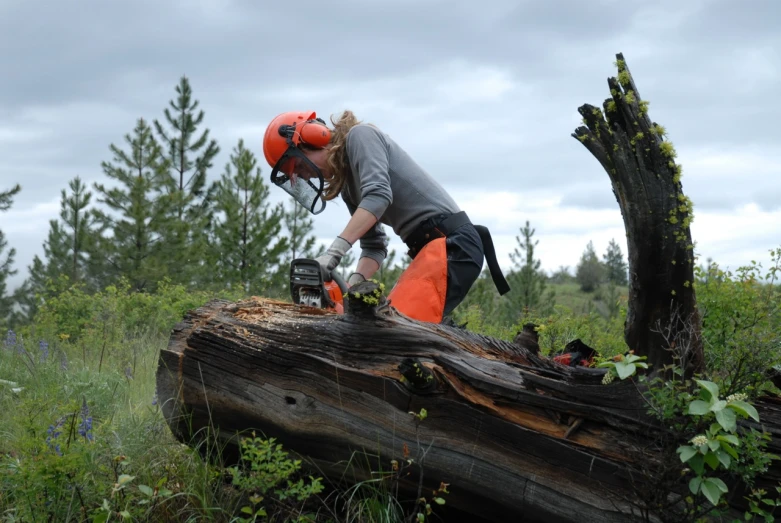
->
xmin=322 ymin=110 xmax=362 ymax=201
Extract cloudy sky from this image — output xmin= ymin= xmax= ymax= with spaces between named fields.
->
xmin=1 ymin=0 xmax=780 ymax=292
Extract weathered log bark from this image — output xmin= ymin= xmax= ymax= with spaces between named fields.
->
xmin=156 ymin=285 xmax=781 ymax=522
xmin=572 ymin=53 xmax=704 ymax=375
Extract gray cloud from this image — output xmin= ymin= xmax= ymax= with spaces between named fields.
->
xmin=1 ymin=0 xmax=780 ymax=290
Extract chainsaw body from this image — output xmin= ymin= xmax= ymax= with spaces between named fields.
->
xmin=289 ymin=258 xmax=348 ymax=313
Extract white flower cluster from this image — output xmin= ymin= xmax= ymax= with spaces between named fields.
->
xmin=602 ymin=372 xmax=615 ymax=385
xmin=726 ymin=393 xmax=748 ymax=403
xmin=690 ymin=435 xmax=708 ymax=447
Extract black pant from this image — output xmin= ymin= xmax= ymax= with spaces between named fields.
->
xmin=442 ymin=223 xmax=484 ymax=319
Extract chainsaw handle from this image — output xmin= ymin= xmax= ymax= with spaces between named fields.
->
xmin=327 ymin=270 xmax=349 ymax=295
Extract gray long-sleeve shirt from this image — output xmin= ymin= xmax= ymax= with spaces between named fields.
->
xmin=340 ymin=124 xmax=461 ymax=266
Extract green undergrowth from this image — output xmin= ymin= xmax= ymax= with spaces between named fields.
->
xmin=1 ymin=248 xmax=779 ymax=522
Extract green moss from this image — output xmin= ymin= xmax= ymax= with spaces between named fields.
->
xmin=618 ymin=70 xmax=631 ymax=87
xmin=660 ymin=141 xmax=677 ymax=158
xmin=624 ymin=90 xmax=636 ymax=104
xmin=639 ymin=100 xmax=650 ymax=114
xmin=578 ymin=134 xmax=588 ymax=142
xmin=649 ymin=124 xmax=667 ymax=137
xmin=607 ymin=100 xmax=617 ymax=112
xmin=614 ymin=59 xmax=626 ymax=71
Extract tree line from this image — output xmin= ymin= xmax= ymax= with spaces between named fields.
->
xmin=0 ymin=77 xmax=325 ymax=327
xmin=0 ymin=76 xmax=630 ymax=329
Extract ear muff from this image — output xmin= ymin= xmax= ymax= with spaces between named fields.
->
xmin=299 ymin=119 xmax=331 ymax=148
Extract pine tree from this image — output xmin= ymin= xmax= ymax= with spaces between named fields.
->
xmin=266 ymin=196 xmax=319 ymax=298
xmin=576 ymin=240 xmax=606 ymax=292
xmin=503 ymin=221 xmax=554 ymax=320
xmin=211 ymin=139 xmax=287 ymax=295
xmin=154 ymin=76 xmax=220 ymax=287
xmin=15 ymin=177 xmax=101 ymax=322
xmin=92 ymin=118 xmax=172 ymax=292
xmin=284 ymin=196 xmax=318 ymax=262
xmin=0 ymin=184 xmax=21 ymax=327
xmin=602 ymin=238 xmax=628 ymax=286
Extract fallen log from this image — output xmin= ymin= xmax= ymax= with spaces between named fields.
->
xmin=155 ymin=284 xmax=781 ymax=522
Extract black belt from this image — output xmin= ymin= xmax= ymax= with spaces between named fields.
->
xmin=405 ymin=211 xmax=511 ymax=295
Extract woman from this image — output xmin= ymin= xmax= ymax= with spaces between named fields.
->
xmin=262 ymin=110 xmax=509 ymax=323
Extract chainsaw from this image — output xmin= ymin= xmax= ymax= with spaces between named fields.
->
xmin=289 ymin=258 xmax=349 ymax=313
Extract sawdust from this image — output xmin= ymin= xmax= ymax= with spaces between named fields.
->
xmin=230 ymin=296 xmax=338 ymax=325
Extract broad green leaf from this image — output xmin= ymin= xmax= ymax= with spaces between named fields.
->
xmin=700 ymin=478 xmax=724 ymax=506
xmin=615 ymin=361 xmax=636 ymax=380
xmin=689 ymin=476 xmax=702 ymax=495
xmin=118 ymin=474 xmax=135 ymax=486
xmin=703 ymin=452 xmax=720 ymax=470
xmin=728 ymin=400 xmax=760 ymax=422
xmin=716 ymin=449 xmax=731 ymax=469
xmin=720 ymin=442 xmax=739 ymax=460
xmin=717 ymin=434 xmax=740 ymax=446
xmin=710 ymin=400 xmax=727 ymax=412
xmin=433 ymin=497 xmax=446 ymax=505
xmin=716 ymin=408 xmax=737 ymax=433
xmin=696 ymin=379 xmax=720 ymax=401
xmin=708 ymin=440 xmax=720 ymax=452
xmin=138 ymin=485 xmax=153 ymax=497
xmin=689 ymin=454 xmax=705 ymax=475
xmin=678 ymin=445 xmax=697 ymax=463
xmin=688 ymin=400 xmax=711 ymax=416
xmin=708 ymin=477 xmax=729 ymax=493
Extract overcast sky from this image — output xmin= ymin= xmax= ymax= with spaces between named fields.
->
xmin=1 ymin=0 xmax=780 ymax=292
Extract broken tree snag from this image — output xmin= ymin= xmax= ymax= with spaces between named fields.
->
xmin=572 ymin=52 xmax=703 ymax=376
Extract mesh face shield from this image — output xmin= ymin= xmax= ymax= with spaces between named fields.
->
xmin=269 ymin=146 xmax=327 ymax=215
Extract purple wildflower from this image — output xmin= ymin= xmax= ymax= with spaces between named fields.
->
xmin=77 ymin=398 xmax=94 ymax=442
xmin=46 ymin=416 xmax=67 ymax=456
xmin=4 ymin=330 xmax=16 ymax=351
xmin=39 ymin=340 xmax=49 ymax=362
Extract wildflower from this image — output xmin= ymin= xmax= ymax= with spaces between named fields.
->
xmin=39 ymin=340 xmax=49 ymax=362
xmin=602 ymin=372 xmax=615 ymax=385
xmin=690 ymin=435 xmax=708 ymax=447
xmin=46 ymin=416 xmax=68 ymax=456
xmin=726 ymin=393 xmax=748 ymax=403
xmin=4 ymin=330 xmax=16 ymax=350
xmin=124 ymin=366 xmax=133 ymax=380
xmin=77 ymin=398 xmax=94 ymax=442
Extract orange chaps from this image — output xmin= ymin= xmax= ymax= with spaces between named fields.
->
xmin=387 ymin=212 xmax=510 ymax=324
xmin=387 ymin=237 xmax=448 ymax=323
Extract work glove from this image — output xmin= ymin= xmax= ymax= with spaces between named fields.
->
xmin=347 ymin=272 xmax=366 ymax=287
xmin=316 ymin=236 xmax=352 ymax=279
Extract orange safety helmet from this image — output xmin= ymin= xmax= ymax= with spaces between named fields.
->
xmin=263 ymin=111 xmax=332 ymax=215
xmin=263 ymin=111 xmax=331 ymax=168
